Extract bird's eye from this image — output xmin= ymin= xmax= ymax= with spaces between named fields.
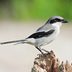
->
xmin=55 ymin=18 xmax=61 ymax=22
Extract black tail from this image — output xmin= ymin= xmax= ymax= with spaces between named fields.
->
xmin=0 ymin=39 xmax=26 ymax=45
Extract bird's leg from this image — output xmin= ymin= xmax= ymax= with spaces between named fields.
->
xmin=36 ymin=47 xmax=44 ymax=55
xmin=42 ymin=49 xmax=49 ymax=53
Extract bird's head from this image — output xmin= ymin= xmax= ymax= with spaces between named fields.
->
xmin=46 ymin=16 xmax=68 ymax=27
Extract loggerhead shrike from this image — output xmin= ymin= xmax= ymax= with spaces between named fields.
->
xmin=0 ymin=16 xmax=68 ymax=54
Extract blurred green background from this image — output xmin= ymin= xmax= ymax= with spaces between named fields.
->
xmin=0 ymin=0 xmax=72 ymax=20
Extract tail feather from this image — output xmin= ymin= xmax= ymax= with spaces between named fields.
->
xmin=0 ymin=39 xmax=26 ymax=45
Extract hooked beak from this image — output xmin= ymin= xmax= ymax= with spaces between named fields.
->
xmin=62 ymin=20 xmax=68 ymax=23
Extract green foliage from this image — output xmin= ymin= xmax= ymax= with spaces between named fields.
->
xmin=0 ymin=0 xmax=72 ymax=20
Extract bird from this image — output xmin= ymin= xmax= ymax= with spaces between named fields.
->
xmin=0 ymin=16 xmax=68 ymax=54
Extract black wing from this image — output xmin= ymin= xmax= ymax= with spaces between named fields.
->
xmin=28 ymin=29 xmax=55 ymax=39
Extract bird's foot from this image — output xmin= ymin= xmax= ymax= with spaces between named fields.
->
xmin=36 ymin=47 xmax=51 ymax=57
xmin=41 ymin=49 xmax=51 ymax=55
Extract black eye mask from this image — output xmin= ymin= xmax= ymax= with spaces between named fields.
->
xmin=50 ymin=18 xmax=63 ymax=24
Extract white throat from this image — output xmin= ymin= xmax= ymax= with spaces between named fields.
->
xmin=52 ymin=22 xmax=62 ymax=29
xmin=50 ymin=22 xmax=62 ymax=38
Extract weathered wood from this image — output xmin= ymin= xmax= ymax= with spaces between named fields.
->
xmin=31 ymin=50 xmax=72 ymax=72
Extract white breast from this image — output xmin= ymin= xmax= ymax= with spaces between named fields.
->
xmin=35 ymin=23 xmax=61 ymax=47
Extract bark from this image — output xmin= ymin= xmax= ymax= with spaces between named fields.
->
xmin=31 ymin=50 xmax=72 ymax=72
